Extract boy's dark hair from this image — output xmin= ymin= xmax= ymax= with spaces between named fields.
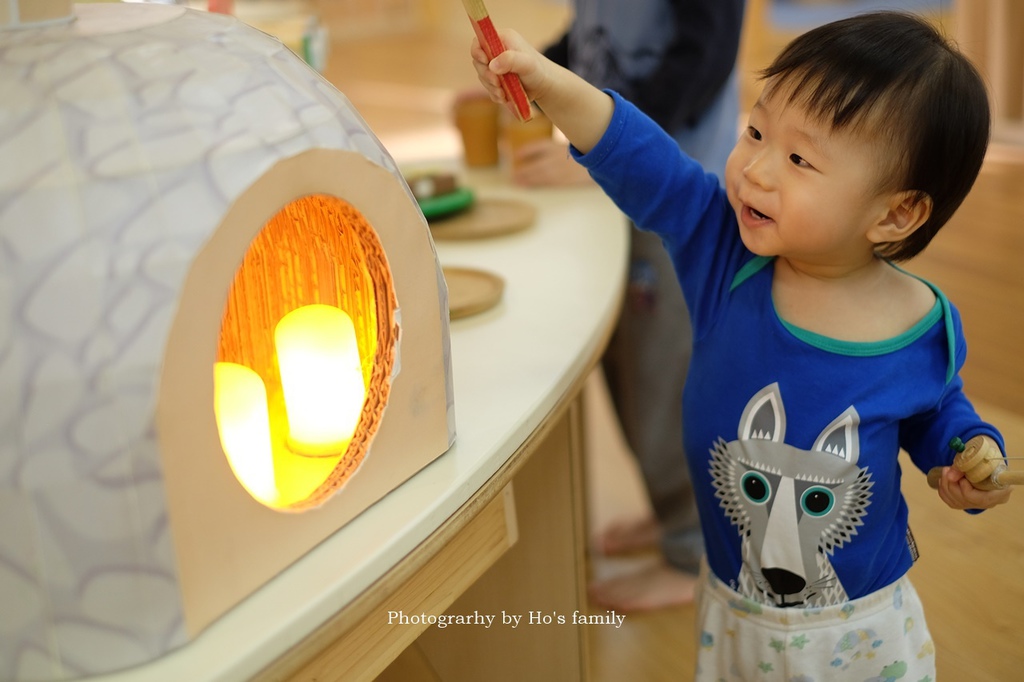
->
xmin=760 ymin=11 xmax=990 ymax=261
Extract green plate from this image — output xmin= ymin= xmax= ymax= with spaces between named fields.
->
xmin=419 ymin=187 xmax=475 ymax=221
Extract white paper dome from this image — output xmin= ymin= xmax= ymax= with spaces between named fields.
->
xmin=0 ymin=4 xmax=454 ymax=679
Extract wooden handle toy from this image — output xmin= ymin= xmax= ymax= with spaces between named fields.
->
xmin=461 ymin=0 xmax=533 ymax=122
xmin=927 ymin=435 xmax=1024 ymax=491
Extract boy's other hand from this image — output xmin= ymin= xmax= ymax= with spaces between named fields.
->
xmin=936 ymin=465 xmax=1012 ymax=510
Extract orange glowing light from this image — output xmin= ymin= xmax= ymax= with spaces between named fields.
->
xmin=214 ymin=194 xmax=391 ymax=508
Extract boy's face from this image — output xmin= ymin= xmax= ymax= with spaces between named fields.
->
xmin=724 ymin=86 xmax=898 ymax=271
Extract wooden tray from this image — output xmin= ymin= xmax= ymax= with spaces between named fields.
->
xmin=429 ymin=197 xmax=536 ymax=240
xmin=443 ymin=266 xmax=505 ymax=319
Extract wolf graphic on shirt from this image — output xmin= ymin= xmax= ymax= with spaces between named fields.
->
xmin=709 ymin=383 xmax=873 ymax=608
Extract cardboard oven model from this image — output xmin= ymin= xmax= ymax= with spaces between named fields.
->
xmin=0 ymin=2 xmax=455 ymax=679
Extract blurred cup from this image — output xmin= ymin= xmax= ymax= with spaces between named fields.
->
xmin=503 ymin=107 xmax=554 ymax=171
xmin=453 ymin=91 xmax=500 ymax=167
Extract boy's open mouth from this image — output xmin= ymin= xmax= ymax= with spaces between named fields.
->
xmin=747 ymin=205 xmax=773 ymax=222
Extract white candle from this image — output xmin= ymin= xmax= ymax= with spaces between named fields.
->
xmin=275 ymin=304 xmax=365 ymax=456
xmin=213 ymin=361 xmax=277 ymax=505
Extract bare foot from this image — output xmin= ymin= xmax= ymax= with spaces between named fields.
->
xmin=588 ymin=562 xmax=697 ymax=612
xmin=595 ymin=516 xmax=661 ymax=556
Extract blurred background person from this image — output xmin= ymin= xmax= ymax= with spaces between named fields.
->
xmin=512 ymin=0 xmax=745 ymax=611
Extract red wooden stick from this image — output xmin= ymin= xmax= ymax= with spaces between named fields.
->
xmin=461 ymin=0 xmax=533 ymax=122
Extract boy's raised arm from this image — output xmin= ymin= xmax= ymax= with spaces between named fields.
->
xmin=470 ymin=29 xmax=614 ymax=155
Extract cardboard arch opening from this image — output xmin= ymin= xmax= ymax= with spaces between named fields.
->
xmin=216 ymin=194 xmax=397 ymax=510
xmin=158 ymin=148 xmax=452 ymax=635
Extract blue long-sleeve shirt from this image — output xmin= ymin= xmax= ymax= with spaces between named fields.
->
xmin=575 ymin=92 xmax=1004 ymax=607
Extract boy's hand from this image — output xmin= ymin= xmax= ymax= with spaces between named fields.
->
xmin=470 ymin=29 xmax=551 ymax=110
xmin=936 ymin=465 xmax=1012 ymax=510
xmin=469 ymin=28 xmax=614 ymax=155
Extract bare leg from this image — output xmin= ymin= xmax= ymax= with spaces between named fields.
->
xmin=588 ymin=561 xmax=697 ymax=611
xmin=588 ymin=76 xmax=739 ymax=615
xmin=600 ymin=231 xmax=703 ymax=574
xmin=595 ymin=515 xmax=661 ymax=556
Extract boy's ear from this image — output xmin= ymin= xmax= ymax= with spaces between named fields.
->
xmin=869 ymin=191 xmax=933 ymax=244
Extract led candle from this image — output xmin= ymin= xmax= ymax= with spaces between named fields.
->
xmin=275 ymin=304 xmax=365 ymax=456
xmin=213 ymin=361 xmax=277 ymax=504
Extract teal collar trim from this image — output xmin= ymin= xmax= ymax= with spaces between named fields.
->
xmin=729 ymin=257 xmax=956 ymax=382
xmin=890 ymin=263 xmax=957 ymax=384
xmin=940 ymin=289 xmax=955 ymax=384
xmin=730 ymin=255 xmax=773 ymax=292
xmin=777 ymin=298 xmax=943 ymax=358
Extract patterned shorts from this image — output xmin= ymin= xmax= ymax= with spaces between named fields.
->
xmin=695 ymin=563 xmax=936 ymax=681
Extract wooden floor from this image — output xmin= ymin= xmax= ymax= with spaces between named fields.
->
xmin=314 ymin=1 xmax=1024 ymax=679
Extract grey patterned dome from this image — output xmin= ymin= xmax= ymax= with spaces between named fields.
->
xmin=0 ymin=4 xmax=431 ymax=679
